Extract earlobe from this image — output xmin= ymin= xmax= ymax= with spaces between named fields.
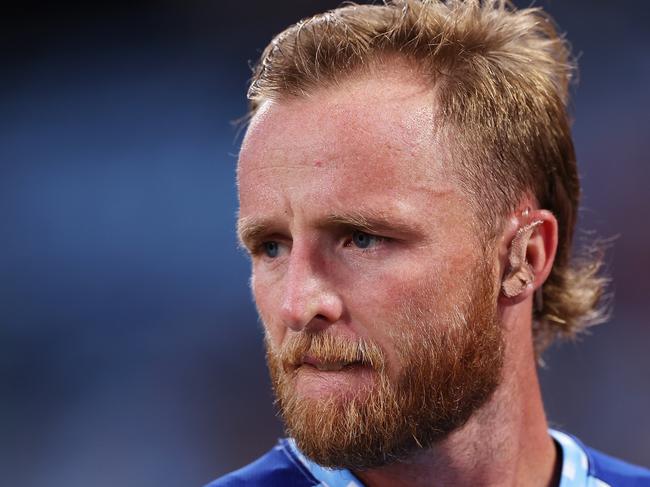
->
xmin=501 ymin=220 xmax=543 ymax=299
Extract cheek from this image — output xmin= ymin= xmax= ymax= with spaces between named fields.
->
xmin=355 ymin=264 xmax=448 ymax=314
xmin=346 ymin=256 xmax=470 ymax=344
xmin=251 ymin=271 xmax=286 ymax=349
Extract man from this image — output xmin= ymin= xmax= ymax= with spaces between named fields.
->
xmin=208 ymin=1 xmax=650 ymax=486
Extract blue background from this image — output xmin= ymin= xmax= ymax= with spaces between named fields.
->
xmin=1 ymin=1 xmax=648 ymax=485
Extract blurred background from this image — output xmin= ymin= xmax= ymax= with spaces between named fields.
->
xmin=1 ymin=1 xmax=648 ymax=485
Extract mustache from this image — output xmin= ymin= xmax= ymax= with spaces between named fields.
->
xmin=270 ymin=331 xmax=386 ymax=372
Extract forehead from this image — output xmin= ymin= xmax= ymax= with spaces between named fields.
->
xmin=237 ymin=66 xmax=465 ymax=224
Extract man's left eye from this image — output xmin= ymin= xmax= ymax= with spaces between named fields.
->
xmin=351 ymin=230 xmax=381 ymax=249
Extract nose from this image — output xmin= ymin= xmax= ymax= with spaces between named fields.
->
xmin=279 ymin=245 xmax=343 ymax=332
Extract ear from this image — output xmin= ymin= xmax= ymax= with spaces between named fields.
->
xmin=499 ymin=209 xmax=558 ymax=305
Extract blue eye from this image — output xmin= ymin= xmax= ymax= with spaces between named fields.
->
xmin=263 ymin=241 xmax=279 ymax=258
xmin=351 ymin=230 xmax=376 ymax=249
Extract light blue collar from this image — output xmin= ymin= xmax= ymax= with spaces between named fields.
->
xmin=286 ymin=438 xmax=365 ymax=487
xmin=549 ymin=429 xmax=610 ymax=487
xmin=286 ymin=429 xmax=606 ymax=487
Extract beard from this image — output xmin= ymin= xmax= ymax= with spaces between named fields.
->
xmin=265 ymin=263 xmax=504 ymax=470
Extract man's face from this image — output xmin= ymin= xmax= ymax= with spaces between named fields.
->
xmin=237 ymin=67 xmax=504 ymax=469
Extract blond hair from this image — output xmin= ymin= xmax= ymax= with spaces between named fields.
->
xmin=247 ymin=0 xmax=608 ymax=355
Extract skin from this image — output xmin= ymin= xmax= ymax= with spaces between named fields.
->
xmin=237 ymin=62 xmax=560 ymax=487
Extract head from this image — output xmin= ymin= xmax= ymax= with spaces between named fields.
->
xmin=237 ymin=0 xmax=607 ymax=470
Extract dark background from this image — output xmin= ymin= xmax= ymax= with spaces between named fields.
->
xmin=1 ymin=1 xmax=648 ymax=485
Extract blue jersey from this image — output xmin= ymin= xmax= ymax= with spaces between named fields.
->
xmin=206 ymin=429 xmax=650 ymax=486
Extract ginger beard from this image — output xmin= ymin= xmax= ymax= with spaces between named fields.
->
xmin=265 ymin=262 xmax=505 ymax=470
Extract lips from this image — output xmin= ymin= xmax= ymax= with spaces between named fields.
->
xmin=301 ymin=355 xmax=362 ymax=372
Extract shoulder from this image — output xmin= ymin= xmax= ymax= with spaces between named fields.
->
xmin=585 ymin=444 xmax=650 ymax=487
xmin=204 ymin=439 xmax=319 ymax=487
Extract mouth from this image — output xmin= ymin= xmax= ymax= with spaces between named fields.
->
xmin=299 ymin=355 xmax=364 ymax=372
xmin=287 ymin=354 xmax=376 ymax=396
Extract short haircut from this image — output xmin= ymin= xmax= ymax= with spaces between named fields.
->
xmin=245 ymin=0 xmax=607 ymax=356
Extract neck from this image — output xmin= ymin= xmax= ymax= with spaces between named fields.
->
xmin=354 ymin=313 xmax=559 ymax=487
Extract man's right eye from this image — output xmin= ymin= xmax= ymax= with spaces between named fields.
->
xmin=262 ymin=241 xmax=280 ymax=258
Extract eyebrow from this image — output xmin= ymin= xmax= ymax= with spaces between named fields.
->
xmin=237 ymin=209 xmax=424 ymax=250
xmin=237 ymin=216 xmax=273 ymax=250
xmin=321 ymin=210 xmax=424 ymax=236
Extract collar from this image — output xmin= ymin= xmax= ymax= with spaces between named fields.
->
xmin=549 ymin=429 xmax=610 ymax=487
xmin=285 ymin=429 xmax=604 ymax=487
xmin=285 ymin=438 xmax=365 ymax=487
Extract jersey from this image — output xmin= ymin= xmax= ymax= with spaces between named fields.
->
xmin=206 ymin=429 xmax=650 ymax=487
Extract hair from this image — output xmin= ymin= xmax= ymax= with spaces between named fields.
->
xmin=246 ymin=0 xmax=608 ymax=356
